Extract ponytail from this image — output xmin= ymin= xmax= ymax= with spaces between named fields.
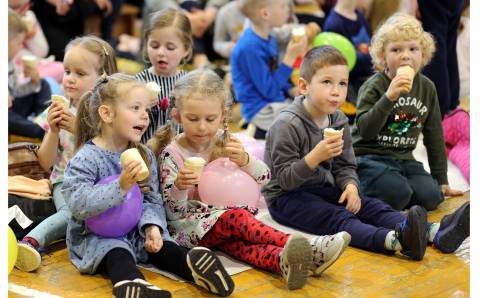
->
xmin=74 ymin=91 xmax=96 ymax=151
xmin=147 ymin=122 xmax=175 ymax=158
xmin=128 ymin=142 xmax=152 ymax=193
xmin=147 ymin=94 xmax=178 ymax=157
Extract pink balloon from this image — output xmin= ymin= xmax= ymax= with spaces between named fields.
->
xmin=233 ymin=133 xmax=265 ymax=161
xmin=198 ymin=158 xmax=261 ymax=207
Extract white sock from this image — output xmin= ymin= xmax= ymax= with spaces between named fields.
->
xmin=384 ymin=231 xmax=402 ymax=251
xmin=427 ymin=223 xmax=440 ymax=242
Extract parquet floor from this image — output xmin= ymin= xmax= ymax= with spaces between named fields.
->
xmin=8 ymin=193 xmax=469 ymax=298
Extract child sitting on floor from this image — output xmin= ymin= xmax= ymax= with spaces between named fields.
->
xmin=264 ymin=46 xmax=469 ymax=261
xmin=148 ymin=69 xmax=350 ymax=290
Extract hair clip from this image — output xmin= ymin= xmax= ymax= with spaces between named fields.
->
xmin=99 ymin=73 xmax=108 ymax=83
xmin=168 ymin=95 xmax=176 ymax=107
xmin=102 ymin=45 xmax=109 ymax=56
xmin=92 ymin=74 xmax=108 ymax=93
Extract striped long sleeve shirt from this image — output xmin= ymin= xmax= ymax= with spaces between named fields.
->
xmin=135 ymin=69 xmax=187 ymax=144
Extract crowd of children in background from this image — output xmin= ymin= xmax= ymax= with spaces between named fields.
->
xmin=8 ymin=0 xmax=470 ymax=297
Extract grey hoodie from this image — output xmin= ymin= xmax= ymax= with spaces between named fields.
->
xmin=262 ymin=96 xmax=360 ymax=204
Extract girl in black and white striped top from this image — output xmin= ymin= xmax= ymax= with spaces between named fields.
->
xmin=135 ymin=8 xmax=193 ymax=144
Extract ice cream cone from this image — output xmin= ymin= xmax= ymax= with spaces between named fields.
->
xmin=323 ymin=128 xmax=344 ymax=139
xmin=146 ymin=82 xmax=161 ymax=98
xmin=397 ymin=66 xmax=415 ymax=92
xmin=51 ymin=95 xmax=70 ymax=111
xmin=184 ymin=157 xmax=206 ymax=177
xmin=291 ymin=26 xmax=306 ymax=42
xmin=21 ymin=55 xmax=38 ymax=68
xmin=120 ymin=148 xmax=150 ymax=181
xmin=22 ymin=14 xmax=35 ymax=33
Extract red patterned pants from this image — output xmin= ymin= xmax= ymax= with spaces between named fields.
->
xmin=198 ymin=209 xmax=290 ymax=273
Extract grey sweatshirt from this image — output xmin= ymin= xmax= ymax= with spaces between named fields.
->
xmin=213 ymin=1 xmax=245 ymax=58
xmin=262 ymin=96 xmax=360 ymax=203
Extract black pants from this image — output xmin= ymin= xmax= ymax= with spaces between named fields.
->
xmin=98 ymin=241 xmax=194 ymax=285
xmin=418 ymin=0 xmax=464 ymax=117
xmin=254 ymin=127 xmax=267 ymax=140
xmin=9 ymin=79 xmax=51 ymax=138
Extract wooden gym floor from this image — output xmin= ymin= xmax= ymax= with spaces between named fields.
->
xmin=8 ymin=193 xmax=469 ymax=298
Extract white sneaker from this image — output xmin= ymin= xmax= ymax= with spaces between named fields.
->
xmin=279 ymin=234 xmax=313 ymax=290
xmin=15 ymin=242 xmax=41 ymax=272
xmin=309 ymin=232 xmax=351 ymax=276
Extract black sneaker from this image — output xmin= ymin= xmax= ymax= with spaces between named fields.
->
xmin=395 ymin=205 xmax=428 ymax=260
xmin=187 ymin=247 xmax=234 ymax=297
xmin=113 ymin=279 xmax=171 ymax=298
xmin=433 ymin=202 xmax=470 ymax=253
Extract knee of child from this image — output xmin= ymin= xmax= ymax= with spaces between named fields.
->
xmin=381 ymin=185 xmax=413 ymax=210
xmin=226 ymin=208 xmax=251 ymax=224
xmin=422 ymin=200 xmax=442 ymax=212
xmin=416 ymin=188 xmax=444 ymax=211
xmin=59 ymin=208 xmax=72 ymax=222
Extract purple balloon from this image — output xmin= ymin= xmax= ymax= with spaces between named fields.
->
xmin=85 ymin=174 xmax=142 ymax=237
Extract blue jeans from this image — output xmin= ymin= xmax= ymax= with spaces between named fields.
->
xmin=356 ymin=155 xmax=444 ymax=211
xmin=27 ymin=183 xmax=71 ymax=247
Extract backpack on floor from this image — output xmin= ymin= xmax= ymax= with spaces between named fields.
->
xmin=8 ymin=142 xmax=51 ymax=180
xmin=8 ymin=194 xmax=56 ymax=239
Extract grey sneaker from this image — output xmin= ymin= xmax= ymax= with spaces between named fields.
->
xmin=309 ymin=232 xmax=351 ymax=277
xmin=15 ymin=241 xmax=41 ymax=272
xmin=279 ymin=234 xmax=313 ymax=290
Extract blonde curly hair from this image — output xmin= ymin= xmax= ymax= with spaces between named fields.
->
xmin=370 ymin=12 xmax=436 ymax=71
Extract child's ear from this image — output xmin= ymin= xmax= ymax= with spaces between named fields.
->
xmin=379 ymin=54 xmax=387 ymax=70
xmin=298 ymin=77 xmax=309 ymax=96
xmin=260 ymin=7 xmax=269 ymax=19
xmin=98 ymin=104 xmax=114 ymax=124
xmin=183 ymin=48 xmax=192 ymax=62
xmin=171 ymin=108 xmax=181 ymax=123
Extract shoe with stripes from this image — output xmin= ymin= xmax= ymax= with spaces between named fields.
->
xmin=112 ymin=278 xmax=171 ymax=298
xmin=187 ymin=247 xmax=234 ymax=297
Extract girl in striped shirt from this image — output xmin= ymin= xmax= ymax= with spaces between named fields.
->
xmin=135 ymin=8 xmax=193 ymax=144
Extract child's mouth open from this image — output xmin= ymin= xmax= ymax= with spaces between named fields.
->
xmin=133 ymin=125 xmax=146 ymax=135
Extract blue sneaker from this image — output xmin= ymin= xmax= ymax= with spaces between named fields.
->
xmin=395 ymin=205 xmax=428 ymax=260
xmin=433 ymin=202 xmax=470 ymax=253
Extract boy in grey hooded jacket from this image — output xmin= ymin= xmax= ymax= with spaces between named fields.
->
xmin=263 ymin=46 xmax=469 ymax=260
